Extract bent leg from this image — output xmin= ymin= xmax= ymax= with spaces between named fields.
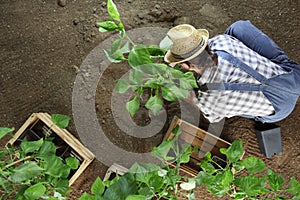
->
xmin=224 ymin=20 xmax=288 ymax=64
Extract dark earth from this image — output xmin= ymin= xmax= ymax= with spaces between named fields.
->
xmin=0 ymin=0 xmax=299 ymax=199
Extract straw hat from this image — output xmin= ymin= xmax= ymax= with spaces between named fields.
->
xmin=164 ymin=24 xmax=209 ymax=64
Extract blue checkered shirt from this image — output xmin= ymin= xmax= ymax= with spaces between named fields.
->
xmin=196 ymin=34 xmax=287 ymax=123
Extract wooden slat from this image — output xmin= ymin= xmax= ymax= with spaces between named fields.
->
xmin=179 ymin=131 xmax=228 ymax=157
xmin=164 ymin=116 xmax=231 ymax=177
xmin=163 ymin=116 xmax=181 ymax=141
xmin=6 ymin=113 xmax=39 ymax=146
xmin=168 ymin=162 xmax=198 ymax=177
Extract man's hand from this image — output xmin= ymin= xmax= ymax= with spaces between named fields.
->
xmin=169 ymin=62 xmax=204 ymax=75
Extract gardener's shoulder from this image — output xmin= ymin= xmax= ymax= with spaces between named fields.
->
xmin=209 ymin=34 xmax=241 ymax=45
xmin=208 ymin=34 xmax=247 ymax=52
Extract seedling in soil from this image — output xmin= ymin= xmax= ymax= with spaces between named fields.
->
xmin=97 ymin=0 xmax=198 ymax=117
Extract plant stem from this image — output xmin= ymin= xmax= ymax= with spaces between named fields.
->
xmin=3 ymin=155 xmax=33 ymax=170
xmin=125 ymin=34 xmax=135 ymax=46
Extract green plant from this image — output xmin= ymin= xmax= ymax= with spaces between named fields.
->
xmin=80 ymin=125 xmax=196 ymax=200
xmin=196 ymin=139 xmax=300 ymax=199
xmin=81 ymin=126 xmax=300 ymax=200
xmin=0 ymin=114 xmax=79 ymax=200
xmin=97 ymin=0 xmax=198 ymax=116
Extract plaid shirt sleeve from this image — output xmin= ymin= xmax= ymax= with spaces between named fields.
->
xmin=195 ymin=34 xmax=287 ymax=123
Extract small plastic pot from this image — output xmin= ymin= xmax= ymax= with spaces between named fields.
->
xmin=254 ymin=122 xmax=283 ymax=158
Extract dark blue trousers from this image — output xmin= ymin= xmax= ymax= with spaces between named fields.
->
xmin=224 ymin=20 xmax=299 ymax=70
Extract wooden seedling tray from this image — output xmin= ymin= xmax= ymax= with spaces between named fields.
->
xmin=6 ymin=112 xmax=95 ymax=186
xmin=164 ymin=116 xmax=231 ymax=177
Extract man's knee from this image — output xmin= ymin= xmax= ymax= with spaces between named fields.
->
xmin=225 ymin=20 xmax=251 ymax=35
xmin=230 ymin=20 xmax=251 ymax=29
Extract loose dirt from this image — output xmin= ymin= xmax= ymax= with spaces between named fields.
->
xmin=0 ymin=0 xmax=299 ymax=199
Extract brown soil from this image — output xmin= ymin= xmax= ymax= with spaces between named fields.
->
xmin=0 ymin=0 xmax=299 ymax=199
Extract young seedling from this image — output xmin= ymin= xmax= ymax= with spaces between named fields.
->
xmin=97 ymin=0 xmax=198 ymax=117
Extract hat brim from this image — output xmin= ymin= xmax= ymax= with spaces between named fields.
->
xmin=164 ymin=29 xmax=209 ymax=65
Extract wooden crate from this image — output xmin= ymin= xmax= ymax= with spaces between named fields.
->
xmin=164 ymin=116 xmax=231 ymax=177
xmin=6 ymin=112 xmax=95 ymax=186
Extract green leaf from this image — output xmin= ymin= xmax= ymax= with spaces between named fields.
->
xmin=15 ymin=186 xmax=28 ymax=200
xmin=180 ymin=179 xmax=196 ymax=191
xmin=193 ymin=145 xmax=199 ymax=153
xmin=180 ymin=78 xmax=193 ymax=90
xmin=0 ymin=127 xmax=14 ymax=139
xmin=126 ymin=96 xmax=140 ymax=117
xmin=161 ymin=86 xmax=179 ymax=101
xmin=145 ymin=95 xmax=162 ymax=115
xmin=206 ymin=171 xmax=232 ymax=197
xmin=146 ymin=45 xmax=165 ymax=57
xmin=97 ymin=21 xmax=119 ymax=32
xmin=10 ymin=162 xmax=44 ymax=183
xmin=103 ymin=173 xmax=138 ymax=200
xmin=53 ymin=179 xmax=69 ymax=195
xmin=286 ymin=177 xmax=300 ymax=197
xmin=169 ymin=67 xmax=185 ymax=79
xmin=219 ymin=148 xmax=227 ymax=155
xmin=242 ymin=156 xmax=265 ymax=175
xmin=37 ymin=140 xmax=56 ymax=157
xmin=232 ymin=160 xmax=245 ymax=173
xmin=65 ymin=157 xmax=79 ymax=169
xmin=220 ymin=170 xmax=234 ymax=186
xmin=234 ymin=175 xmax=269 ymax=197
xmin=151 ymin=139 xmax=174 ymax=161
xmin=129 ymin=163 xmax=161 ymax=187
xmin=20 ymin=138 xmax=44 ymax=155
xmin=195 ymin=171 xmax=215 ymax=186
xmin=111 ymin=37 xmax=124 ymax=53
xmin=267 ymin=169 xmax=284 ymax=192
xmin=203 ymin=152 xmax=213 ymax=162
xmin=200 ymin=160 xmax=217 ymax=175
xmin=157 ymin=169 xmax=168 ymax=177
xmin=165 ymin=84 xmax=189 ymax=99
xmin=104 ymin=49 xmax=123 ymax=63
xmin=207 ymin=183 xmax=230 ymax=197
xmin=183 ymin=72 xmax=198 ymax=88
xmin=107 ymin=0 xmax=121 ymax=22
xmin=91 ymin=177 xmax=105 ymax=196
xmin=0 ymin=176 xmax=7 ymax=191
xmin=129 ymin=70 xmax=143 ymax=85
xmin=51 ymin=114 xmax=70 ymax=129
xmin=226 ymin=139 xmax=244 ymax=163
xmin=138 ymin=187 xmax=152 ymax=197
xmin=115 ymin=79 xmax=131 ymax=93
xmin=24 ymin=183 xmax=46 ymax=200
xmin=126 ymin=195 xmax=146 ymax=200
xmin=172 ymin=125 xmax=181 ymax=135
xmin=178 ymin=145 xmax=191 ymax=164
xmin=105 ymin=48 xmax=126 ymax=63
xmin=79 ymin=192 xmax=96 ymax=200
xmin=118 ymin=22 xmax=124 ymax=30
xmin=120 ymin=40 xmax=131 ymax=54
xmin=129 ymin=162 xmax=160 ymax=174
xmin=186 ymin=192 xmax=195 ymax=200
xmin=128 ymin=45 xmax=153 ymax=67
xmin=43 ymin=155 xmax=70 ymax=178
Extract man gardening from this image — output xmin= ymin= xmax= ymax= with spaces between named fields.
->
xmin=164 ymin=20 xmax=300 ymax=124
